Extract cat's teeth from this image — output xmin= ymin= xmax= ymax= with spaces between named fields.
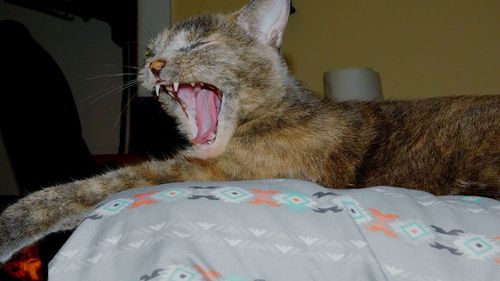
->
xmin=190 ymin=82 xmax=196 ymax=87
xmin=155 ymin=85 xmax=160 ymax=96
xmin=207 ymin=134 xmax=216 ymax=145
xmin=173 ymin=82 xmax=180 ymax=92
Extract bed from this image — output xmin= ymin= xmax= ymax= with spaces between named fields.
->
xmin=48 ymin=179 xmax=500 ymax=281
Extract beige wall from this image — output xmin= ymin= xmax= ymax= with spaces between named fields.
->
xmin=172 ymin=0 xmax=499 ymax=99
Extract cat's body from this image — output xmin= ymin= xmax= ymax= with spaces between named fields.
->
xmin=0 ymin=0 xmax=498 ymax=263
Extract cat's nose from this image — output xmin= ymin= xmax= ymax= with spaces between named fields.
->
xmin=149 ymin=59 xmax=166 ymax=77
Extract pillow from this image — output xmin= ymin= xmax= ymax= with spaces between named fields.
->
xmin=49 ymin=179 xmax=500 ymax=281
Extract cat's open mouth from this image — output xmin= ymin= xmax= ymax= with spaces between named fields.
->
xmin=156 ymin=82 xmax=223 ymax=145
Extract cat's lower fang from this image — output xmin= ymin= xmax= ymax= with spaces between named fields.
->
xmin=207 ymin=134 xmax=216 ymax=145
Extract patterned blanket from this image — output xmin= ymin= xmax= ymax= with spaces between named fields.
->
xmin=48 ymin=179 xmax=500 ymax=281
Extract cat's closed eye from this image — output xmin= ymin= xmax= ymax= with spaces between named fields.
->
xmin=180 ymin=41 xmax=211 ymax=52
xmin=145 ymin=47 xmax=155 ymax=58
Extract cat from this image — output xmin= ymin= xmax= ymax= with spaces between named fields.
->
xmin=0 ymin=0 xmax=498 ymax=263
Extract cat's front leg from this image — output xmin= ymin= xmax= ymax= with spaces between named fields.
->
xmin=0 ymin=157 xmax=226 ymax=263
xmin=0 ymin=166 xmax=152 ymax=263
xmin=0 ymin=161 xmax=162 ymax=263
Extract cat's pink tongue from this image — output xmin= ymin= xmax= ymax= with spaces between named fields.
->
xmin=178 ymin=86 xmax=220 ymax=144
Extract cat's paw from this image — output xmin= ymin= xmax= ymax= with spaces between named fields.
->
xmin=0 ymin=203 xmax=39 ymax=263
xmin=0 ymin=227 xmax=27 ymax=264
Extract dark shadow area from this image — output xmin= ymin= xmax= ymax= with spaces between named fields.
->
xmin=0 ymin=1 xmax=186 ymax=280
xmin=0 ymin=19 xmax=99 ymax=281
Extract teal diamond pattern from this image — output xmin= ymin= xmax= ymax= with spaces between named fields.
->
xmin=216 ymin=187 xmax=254 ymax=203
xmin=342 ymin=200 xmax=367 ymax=221
xmin=464 ymin=237 xmax=494 ymax=255
xmin=276 ymin=192 xmax=311 ymax=211
xmin=154 ymin=188 xmax=188 ymax=201
xmin=454 ymin=234 xmax=500 ymax=260
xmin=103 ymin=199 xmax=132 ymax=212
xmin=401 ymin=222 xmax=430 ymax=240
xmin=168 ymin=268 xmax=196 ymax=281
xmin=462 ymin=196 xmax=481 ymax=204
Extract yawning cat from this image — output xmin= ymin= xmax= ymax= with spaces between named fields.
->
xmin=0 ymin=0 xmax=498 ymax=263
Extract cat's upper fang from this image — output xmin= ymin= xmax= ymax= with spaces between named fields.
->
xmin=159 ymin=82 xmax=223 ymax=145
xmin=155 ymin=85 xmax=161 ymax=96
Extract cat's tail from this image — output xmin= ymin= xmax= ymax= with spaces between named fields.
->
xmin=451 ymin=153 xmax=500 ymax=200
xmin=451 ymin=179 xmax=499 ymax=200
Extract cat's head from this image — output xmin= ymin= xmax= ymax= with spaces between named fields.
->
xmin=139 ymin=0 xmax=291 ymax=158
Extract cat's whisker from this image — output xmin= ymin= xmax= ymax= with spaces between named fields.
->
xmin=138 ymin=25 xmax=155 ymax=41
xmin=122 ymin=41 xmax=150 ymax=48
xmin=142 ymin=17 xmax=156 ymax=38
xmin=96 ymin=63 xmax=145 ymax=70
xmin=112 ymin=89 xmax=140 ymax=131
xmin=75 ymin=73 xmax=138 ymax=84
xmin=77 ymin=80 xmax=136 ymax=103
xmin=78 ymin=80 xmax=138 ymax=104
xmin=89 ymin=80 xmax=139 ymax=105
xmin=136 ymin=9 xmax=157 ymax=39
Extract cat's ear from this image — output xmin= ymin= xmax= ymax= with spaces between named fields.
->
xmin=236 ymin=0 xmax=290 ymax=48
